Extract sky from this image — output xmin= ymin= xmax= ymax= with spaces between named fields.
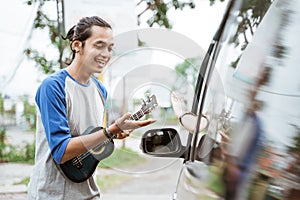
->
xmin=0 ymin=0 xmax=228 ymax=97
xmin=139 ymin=0 xmax=227 ymax=49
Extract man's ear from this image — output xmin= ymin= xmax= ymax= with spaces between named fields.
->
xmin=72 ymin=40 xmax=82 ymax=52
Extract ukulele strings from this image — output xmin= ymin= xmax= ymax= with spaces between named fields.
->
xmin=71 ymin=106 xmax=154 ymax=166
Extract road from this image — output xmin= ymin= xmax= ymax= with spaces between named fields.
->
xmin=1 ymin=125 xmax=185 ymax=200
xmin=0 ymin=159 xmax=183 ymax=200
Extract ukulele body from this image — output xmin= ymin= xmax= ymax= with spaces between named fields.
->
xmin=55 ymin=126 xmax=114 ymax=183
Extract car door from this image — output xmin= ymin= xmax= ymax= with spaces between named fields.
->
xmin=141 ymin=0 xmax=300 ymax=200
xmin=141 ymin=0 xmax=243 ymax=199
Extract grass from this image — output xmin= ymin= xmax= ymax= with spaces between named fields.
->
xmin=205 ymin=165 xmax=225 ymax=196
xmin=181 ymin=164 xmax=224 ymax=200
xmin=14 ymin=176 xmax=30 ymax=186
xmin=97 ymin=174 xmax=129 ymax=191
xmin=98 ymin=146 xmax=146 ymax=169
xmin=96 ymin=146 xmax=147 ymax=190
xmin=14 ymin=173 xmax=130 ymax=192
xmin=11 ymin=146 xmax=146 ymax=192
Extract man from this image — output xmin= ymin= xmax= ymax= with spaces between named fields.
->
xmin=222 ymin=67 xmax=269 ymax=200
xmin=28 ymin=16 xmax=155 ymax=199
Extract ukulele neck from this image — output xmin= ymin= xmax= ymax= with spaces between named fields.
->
xmin=130 ymin=109 xmax=146 ymax=121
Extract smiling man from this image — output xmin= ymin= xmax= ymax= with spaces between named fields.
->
xmin=28 ymin=16 xmax=155 ymax=200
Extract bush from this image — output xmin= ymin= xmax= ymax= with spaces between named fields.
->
xmin=0 ymin=127 xmax=35 ymax=164
xmin=0 ymin=127 xmax=8 ymax=162
xmin=22 ymin=98 xmax=36 ymax=130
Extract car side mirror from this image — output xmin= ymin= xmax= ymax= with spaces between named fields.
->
xmin=141 ymin=128 xmax=186 ymax=158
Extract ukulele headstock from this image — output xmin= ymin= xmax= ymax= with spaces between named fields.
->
xmin=140 ymin=94 xmax=158 ymax=115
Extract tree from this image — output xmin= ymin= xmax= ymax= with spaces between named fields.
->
xmin=285 ymin=125 xmax=300 ymax=195
xmin=175 ymin=57 xmax=200 ymax=89
xmin=24 ymin=0 xmax=68 ymax=74
xmin=24 ymin=0 xmax=273 ymax=73
xmin=210 ymin=0 xmax=272 ymax=50
xmin=23 ymin=0 xmax=197 ymax=74
xmin=287 ymin=125 xmax=300 ymax=156
xmin=136 ymin=0 xmax=195 ymax=28
xmin=137 ymin=0 xmax=272 ymax=50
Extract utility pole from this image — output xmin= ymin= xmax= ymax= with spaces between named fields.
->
xmin=122 ymin=77 xmax=126 ymax=148
xmin=56 ymin=0 xmax=66 ymax=68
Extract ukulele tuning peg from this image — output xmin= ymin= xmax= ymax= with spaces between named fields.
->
xmin=145 ymin=93 xmax=151 ymax=102
xmin=141 ymin=98 xmax=146 ymax=105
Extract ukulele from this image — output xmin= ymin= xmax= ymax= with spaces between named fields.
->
xmin=55 ymin=94 xmax=158 ymax=183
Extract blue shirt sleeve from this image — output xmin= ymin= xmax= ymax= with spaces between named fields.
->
xmin=35 ymin=76 xmax=71 ymax=164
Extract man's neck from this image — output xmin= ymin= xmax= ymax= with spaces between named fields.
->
xmin=66 ymin=63 xmax=91 ymax=84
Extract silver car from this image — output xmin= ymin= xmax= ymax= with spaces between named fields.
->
xmin=140 ymin=0 xmax=300 ymax=199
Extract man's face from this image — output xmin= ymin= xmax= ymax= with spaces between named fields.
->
xmin=79 ymin=26 xmax=114 ymax=74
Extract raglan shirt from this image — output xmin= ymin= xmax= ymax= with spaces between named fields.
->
xmin=229 ymin=112 xmax=263 ymax=173
xmin=28 ymin=69 xmax=107 ymax=200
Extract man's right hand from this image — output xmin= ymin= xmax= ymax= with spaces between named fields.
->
xmin=116 ymin=112 xmax=156 ymax=130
